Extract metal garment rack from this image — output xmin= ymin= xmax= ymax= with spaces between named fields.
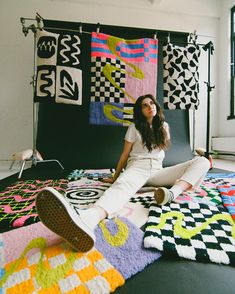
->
xmin=15 ymin=14 xmax=64 ymax=179
xmin=170 ymin=38 xmax=235 ymax=159
xmin=18 ymin=14 xmax=234 ymax=178
xmin=203 ymin=41 xmax=235 ymax=159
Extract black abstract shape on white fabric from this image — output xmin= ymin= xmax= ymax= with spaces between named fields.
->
xmin=57 ymin=34 xmax=81 ymax=68
xmin=163 ymin=43 xmax=200 ymax=110
xmin=65 ymin=186 xmax=107 ymax=207
xmin=59 ymin=70 xmax=79 ymax=101
xmin=34 ymin=30 xmax=82 ymax=105
xmin=35 ymin=65 xmax=56 ymax=99
xmin=37 ymin=36 xmax=57 ymax=59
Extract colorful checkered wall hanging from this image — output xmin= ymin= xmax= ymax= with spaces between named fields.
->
xmin=89 ymin=32 xmax=158 ymax=126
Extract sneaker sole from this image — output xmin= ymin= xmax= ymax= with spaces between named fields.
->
xmin=36 ymin=189 xmax=94 ymax=252
xmin=154 ymin=188 xmax=165 ymax=205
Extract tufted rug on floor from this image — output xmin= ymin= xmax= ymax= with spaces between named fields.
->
xmin=218 ymin=184 xmax=235 ymax=220
xmin=0 ymin=217 xmax=160 ymax=293
xmin=95 ymin=217 xmax=161 ymax=279
xmin=144 ymin=202 xmax=235 ymax=266
xmin=0 ymin=179 xmax=68 ymax=233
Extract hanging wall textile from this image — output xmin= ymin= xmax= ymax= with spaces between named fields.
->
xmin=90 ymin=32 xmax=158 ymax=126
xmin=34 ymin=30 xmax=82 ymax=105
xmin=144 ymin=202 xmax=235 ymax=266
xmin=163 ymin=43 xmax=200 ymax=110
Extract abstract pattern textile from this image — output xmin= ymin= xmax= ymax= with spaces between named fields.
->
xmin=95 ymin=217 xmax=161 ymax=279
xmin=206 ymin=173 xmax=235 ymax=179
xmin=0 ymin=179 xmax=68 ymax=232
xmin=90 ymin=32 xmax=158 ymax=126
xmin=66 ymin=178 xmax=111 ymax=209
xmin=0 ymin=232 xmax=124 ymax=293
xmin=0 ymin=217 xmax=161 ymax=293
xmin=63 ymin=174 xmax=231 ymax=228
xmin=67 ymin=168 xmax=115 ymax=181
xmin=218 ymin=184 xmax=235 ymax=220
xmin=144 ymin=202 xmax=235 ymax=266
xmin=34 ymin=30 xmax=82 ymax=105
xmin=176 ymin=178 xmax=225 ymax=206
xmin=163 ymin=43 xmax=200 ymax=110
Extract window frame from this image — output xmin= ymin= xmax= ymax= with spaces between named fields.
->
xmin=228 ymin=5 xmax=235 ymax=119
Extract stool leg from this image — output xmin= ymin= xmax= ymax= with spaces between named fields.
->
xmin=9 ymin=160 xmax=15 ymax=170
xmin=18 ymin=160 xmax=26 ymax=179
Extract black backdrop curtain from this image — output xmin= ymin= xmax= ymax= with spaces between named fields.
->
xmin=36 ymin=19 xmax=193 ymax=169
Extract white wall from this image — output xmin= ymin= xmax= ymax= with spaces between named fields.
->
xmin=0 ymin=0 xmax=222 ymax=160
xmin=218 ymin=0 xmax=235 ymax=137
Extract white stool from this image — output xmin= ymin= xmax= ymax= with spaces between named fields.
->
xmin=10 ymin=149 xmax=64 ymax=179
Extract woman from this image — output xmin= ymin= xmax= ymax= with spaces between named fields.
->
xmin=36 ymin=94 xmax=210 ymax=252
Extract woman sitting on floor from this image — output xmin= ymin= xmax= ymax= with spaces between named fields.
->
xmin=36 ymin=94 xmax=210 ymax=252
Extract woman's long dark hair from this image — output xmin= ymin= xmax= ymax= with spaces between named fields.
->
xmin=134 ymin=94 xmax=170 ymax=152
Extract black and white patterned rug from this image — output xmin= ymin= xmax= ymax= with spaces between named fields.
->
xmin=144 ymin=202 xmax=235 ymax=266
xmin=163 ymin=42 xmax=200 ymax=110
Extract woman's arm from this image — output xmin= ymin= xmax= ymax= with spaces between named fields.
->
xmin=102 ymin=140 xmax=133 ymax=183
xmin=164 ymin=122 xmax=171 ymax=141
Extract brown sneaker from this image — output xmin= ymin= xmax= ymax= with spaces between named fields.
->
xmin=154 ymin=187 xmax=174 ymax=205
xmin=36 ymin=187 xmax=95 ymax=252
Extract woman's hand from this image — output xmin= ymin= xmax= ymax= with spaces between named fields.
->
xmin=100 ymin=140 xmax=132 ymax=185
xmin=101 ymin=177 xmax=116 ymax=184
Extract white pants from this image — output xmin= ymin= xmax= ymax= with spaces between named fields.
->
xmin=95 ymin=156 xmax=210 ymax=216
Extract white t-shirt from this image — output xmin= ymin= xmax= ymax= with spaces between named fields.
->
xmin=125 ymin=122 xmax=170 ymax=163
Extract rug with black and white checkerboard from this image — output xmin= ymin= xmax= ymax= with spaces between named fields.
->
xmin=144 ymin=201 xmax=235 ymax=266
xmin=65 ymin=172 xmax=235 ymax=266
xmin=89 ymin=32 xmax=158 ymax=126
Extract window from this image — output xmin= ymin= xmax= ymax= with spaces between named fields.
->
xmin=229 ymin=5 xmax=235 ymax=119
